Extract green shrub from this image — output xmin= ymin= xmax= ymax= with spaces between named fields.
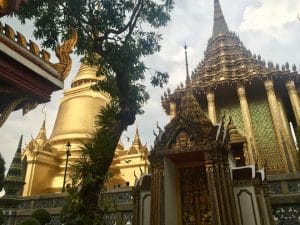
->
xmin=32 ymin=209 xmax=51 ymax=225
xmin=19 ymin=218 xmax=41 ymax=225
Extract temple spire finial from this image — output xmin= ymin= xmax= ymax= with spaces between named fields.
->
xmin=184 ymin=44 xmax=191 ymax=85
xmin=36 ymin=118 xmax=47 ymax=141
xmin=17 ymin=135 xmax=23 ymax=153
xmin=133 ymin=124 xmax=141 ymax=147
xmin=212 ymin=0 xmax=229 ymax=38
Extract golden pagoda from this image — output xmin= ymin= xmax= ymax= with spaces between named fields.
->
xmin=21 ymin=63 xmax=149 ymax=196
xmin=22 ymin=63 xmax=110 ymax=196
xmin=162 ymin=0 xmax=300 ymax=175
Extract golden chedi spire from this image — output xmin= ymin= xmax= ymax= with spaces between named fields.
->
xmin=71 ymin=63 xmax=99 ymax=88
xmin=50 ymin=63 xmax=109 ymax=143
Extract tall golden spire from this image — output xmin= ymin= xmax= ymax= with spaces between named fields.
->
xmin=212 ymin=0 xmax=229 ymax=38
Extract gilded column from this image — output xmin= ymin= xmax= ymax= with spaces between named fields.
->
xmin=264 ymin=80 xmax=289 ymax=172
xmin=169 ymin=102 xmax=177 ymax=120
xmin=206 ymin=90 xmax=217 ymax=124
xmin=206 ymin=164 xmax=221 ymax=225
xmin=286 ymin=80 xmax=300 ymax=126
xmin=237 ymin=84 xmax=257 ymax=164
xmin=277 ymin=97 xmax=297 ymax=172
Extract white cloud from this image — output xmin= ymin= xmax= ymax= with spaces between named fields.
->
xmin=240 ymin=0 xmax=300 ymax=40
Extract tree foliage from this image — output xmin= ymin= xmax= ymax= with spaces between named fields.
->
xmin=0 ymin=153 xmax=5 ymax=191
xmin=14 ymin=0 xmax=174 ymax=224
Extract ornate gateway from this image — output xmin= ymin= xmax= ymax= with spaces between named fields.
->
xmin=149 ymin=88 xmax=239 ymax=225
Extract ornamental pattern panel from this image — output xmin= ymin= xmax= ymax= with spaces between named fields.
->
xmin=248 ymin=91 xmax=283 ymax=171
xmin=216 ymin=92 xmax=244 ymax=134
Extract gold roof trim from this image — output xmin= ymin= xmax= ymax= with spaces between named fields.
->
xmin=0 ymin=22 xmax=77 ymax=81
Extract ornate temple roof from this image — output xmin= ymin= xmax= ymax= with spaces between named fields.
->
xmin=24 ymin=119 xmax=52 ymax=153
xmin=127 ymin=126 xmax=148 ymax=155
xmin=162 ymin=0 xmax=300 ymax=115
xmin=153 ymin=87 xmax=214 ymax=152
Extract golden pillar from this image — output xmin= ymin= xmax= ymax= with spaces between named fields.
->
xmin=264 ymin=80 xmax=289 ymax=172
xmin=169 ymin=102 xmax=177 ymax=120
xmin=286 ymin=80 xmax=300 ymax=126
xmin=237 ymin=84 xmax=257 ymax=164
xmin=277 ymin=96 xmax=298 ymax=172
xmin=207 ymin=90 xmax=217 ymax=124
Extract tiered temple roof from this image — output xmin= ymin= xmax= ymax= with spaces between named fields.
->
xmin=162 ymin=0 xmax=300 ymax=115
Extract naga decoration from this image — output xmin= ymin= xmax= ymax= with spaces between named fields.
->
xmin=52 ymin=29 xmax=78 ymax=81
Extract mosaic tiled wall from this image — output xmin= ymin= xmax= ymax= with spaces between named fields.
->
xmin=215 ymin=91 xmax=244 ymax=134
xmin=248 ymin=91 xmax=283 ymax=172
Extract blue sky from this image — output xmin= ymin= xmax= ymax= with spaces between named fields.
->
xmin=1 ymin=0 xmax=300 ymax=172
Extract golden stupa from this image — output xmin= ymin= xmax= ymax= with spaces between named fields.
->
xmin=22 ymin=64 xmax=148 ymax=196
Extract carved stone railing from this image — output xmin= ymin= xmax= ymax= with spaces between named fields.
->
xmin=268 ymin=173 xmax=300 ymax=225
xmin=4 ymin=188 xmax=134 ymax=225
xmin=18 ymin=194 xmax=65 ymax=210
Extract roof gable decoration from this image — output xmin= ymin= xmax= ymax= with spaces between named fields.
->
xmin=154 ymin=88 xmax=214 ymax=152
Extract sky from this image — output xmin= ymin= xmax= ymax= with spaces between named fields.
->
xmin=0 ymin=0 xmax=300 ymax=173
